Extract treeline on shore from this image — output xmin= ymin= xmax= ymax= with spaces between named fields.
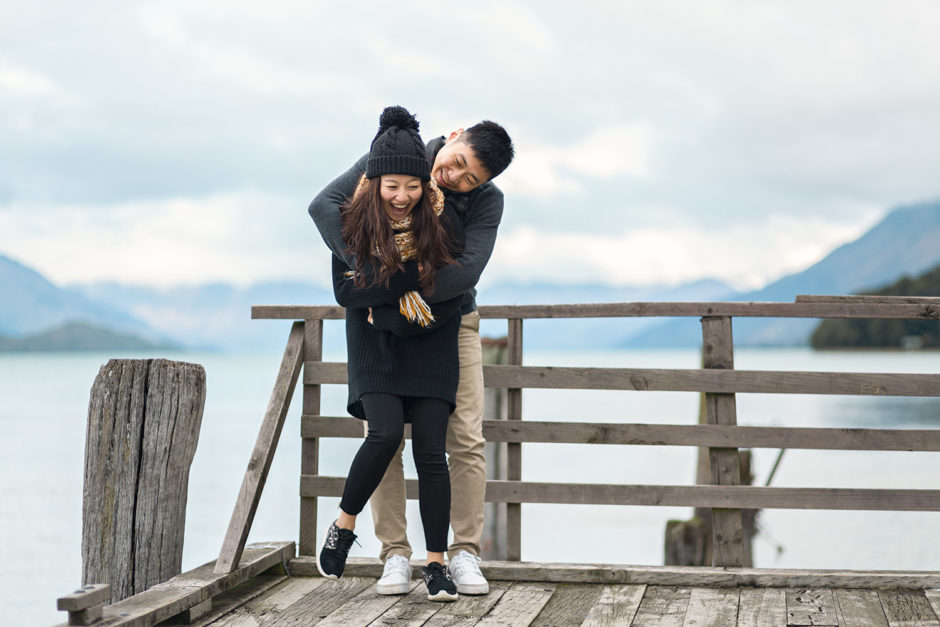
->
xmin=811 ymin=264 xmax=940 ymax=349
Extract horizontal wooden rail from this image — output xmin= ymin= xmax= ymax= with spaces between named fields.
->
xmin=796 ymin=295 xmax=940 ymax=305
xmin=300 ymin=476 xmax=940 ymax=511
xmin=303 ymin=362 xmax=940 ymax=397
xmin=300 ymin=415 xmax=940 ymax=451
xmin=253 ymin=301 xmax=940 ymax=321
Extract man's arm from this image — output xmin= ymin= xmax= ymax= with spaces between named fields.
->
xmin=308 ymin=152 xmax=368 ymax=266
xmin=331 ymin=255 xmax=422 ymax=308
xmin=370 ymin=296 xmax=464 ymax=337
xmin=426 ymin=184 xmax=504 ymax=304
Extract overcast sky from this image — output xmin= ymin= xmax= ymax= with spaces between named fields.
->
xmin=2 ymin=1 xmax=939 ymax=290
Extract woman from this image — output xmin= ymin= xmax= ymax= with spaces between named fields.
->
xmin=316 ymin=106 xmax=464 ymax=602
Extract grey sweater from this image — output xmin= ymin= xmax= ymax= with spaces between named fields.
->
xmin=308 ymin=136 xmax=504 ymax=314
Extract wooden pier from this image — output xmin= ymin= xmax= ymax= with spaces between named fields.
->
xmin=57 ymin=298 xmax=940 ymax=626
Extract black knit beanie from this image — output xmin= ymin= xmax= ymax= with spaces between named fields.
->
xmin=365 ymin=106 xmax=431 ymax=181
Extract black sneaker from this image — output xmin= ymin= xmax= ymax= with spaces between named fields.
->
xmin=422 ymin=561 xmax=458 ymax=601
xmin=316 ymin=521 xmax=357 ymax=579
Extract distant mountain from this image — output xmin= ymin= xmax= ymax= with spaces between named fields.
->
xmin=0 ymin=321 xmax=180 ymax=352
xmin=0 ymin=254 xmax=156 ymax=338
xmin=76 ymin=280 xmax=337 ymax=351
xmin=624 ymin=199 xmax=940 ymax=347
xmin=810 ymin=264 xmax=940 ymax=349
xmin=78 ymin=277 xmax=737 ymax=351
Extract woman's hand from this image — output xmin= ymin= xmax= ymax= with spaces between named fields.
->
xmin=367 ymin=307 xmax=374 ymax=324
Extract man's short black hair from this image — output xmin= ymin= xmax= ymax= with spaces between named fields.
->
xmin=462 ymin=120 xmax=514 ymax=181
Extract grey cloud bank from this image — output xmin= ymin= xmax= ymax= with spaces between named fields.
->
xmin=1 ymin=1 xmax=939 ymax=290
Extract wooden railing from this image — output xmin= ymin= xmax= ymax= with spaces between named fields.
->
xmin=217 ymin=297 xmax=940 ymax=572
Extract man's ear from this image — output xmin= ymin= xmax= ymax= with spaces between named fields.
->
xmin=445 ymin=128 xmax=465 ymax=143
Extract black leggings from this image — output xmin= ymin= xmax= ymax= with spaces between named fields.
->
xmin=339 ymin=393 xmax=451 ymax=553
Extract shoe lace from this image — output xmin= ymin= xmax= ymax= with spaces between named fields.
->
xmin=424 ymin=562 xmax=449 ymax=581
xmin=331 ymin=526 xmax=357 ymax=554
xmin=384 ymin=555 xmax=411 ymax=577
xmin=449 ymin=552 xmax=482 ymax=577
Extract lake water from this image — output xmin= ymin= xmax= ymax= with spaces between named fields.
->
xmin=3 ymin=340 xmax=939 ymax=625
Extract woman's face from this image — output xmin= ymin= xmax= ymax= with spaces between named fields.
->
xmin=379 ymin=174 xmax=423 ymax=221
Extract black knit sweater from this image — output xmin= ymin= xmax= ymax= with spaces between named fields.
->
xmin=332 ymin=206 xmax=466 ymax=420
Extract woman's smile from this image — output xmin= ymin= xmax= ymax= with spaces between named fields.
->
xmin=380 ymin=174 xmax=423 ymax=220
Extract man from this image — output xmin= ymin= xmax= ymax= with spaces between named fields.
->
xmin=308 ymin=118 xmax=514 ymax=595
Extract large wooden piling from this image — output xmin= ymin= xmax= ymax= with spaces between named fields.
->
xmin=82 ymin=358 xmax=206 ymax=602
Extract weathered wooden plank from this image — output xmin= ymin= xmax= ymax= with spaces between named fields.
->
xmin=303 ymin=361 xmax=940 ymax=397
xmin=632 ymin=586 xmax=692 ymax=627
xmin=507 ymin=318 xmax=523 ymax=562
xmin=254 ymin=576 xmax=372 ymax=626
xmin=316 ymin=580 xmax=421 ymax=626
xmin=681 ymin=587 xmax=739 ymax=626
xmin=187 ymin=574 xmax=287 ymax=627
xmin=473 ymin=583 xmax=556 ymax=626
xmin=369 ymin=581 xmax=453 ymax=626
xmin=529 ymin=583 xmax=602 ymax=626
xmin=252 ymin=301 xmax=940 ymax=321
xmin=578 ymin=584 xmax=645 ymax=626
xmin=480 ymin=365 xmax=940 ymax=396
xmin=878 ymin=589 xmax=940 ymax=626
xmin=59 ymin=584 xmax=112 ymax=612
xmin=421 ymin=582 xmax=509 ymax=626
xmin=56 ymin=543 xmax=294 ymax=627
xmin=834 ymin=589 xmax=889 ymax=627
xmin=300 ymin=319 xmax=323 ymax=557
xmin=737 ymin=587 xmax=786 ymax=626
xmin=289 ymin=557 xmax=940 ymax=588
xmin=216 ymin=322 xmax=305 ymax=574
xmin=299 ymin=475 xmax=940 ymax=511
xmin=787 ymin=588 xmax=840 ymax=626
xmin=302 ymin=415 xmax=940 ymax=452
xmin=796 ymin=295 xmax=940 ymax=305
xmin=927 ymin=590 xmax=940 ymax=622
xmin=245 ymin=576 xmax=327 ymax=613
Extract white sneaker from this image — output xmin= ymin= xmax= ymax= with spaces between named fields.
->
xmin=447 ymin=550 xmax=489 ymax=595
xmin=375 ymin=554 xmax=412 ymax=595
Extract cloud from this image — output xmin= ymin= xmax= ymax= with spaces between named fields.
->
xmin=0 ymin=190 xmax=328 ymax=288
xmin=498 ymin=123 xmax=654 ymax=198
xmin=485 ymin=213 xmax=878 ymax=290
xmin=0 ymin=61 xmax=58 ymax=97
xmin=1 ymin=2 xmax=940 ymax=290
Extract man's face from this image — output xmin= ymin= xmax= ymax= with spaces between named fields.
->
xmin=430 ymin=130 xmax=491 ymax=193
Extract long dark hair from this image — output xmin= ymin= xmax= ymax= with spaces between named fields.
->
xmin=341 ymin=176 xmax=454 ymax=293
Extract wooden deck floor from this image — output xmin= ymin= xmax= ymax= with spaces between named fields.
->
xmin=183 ymin=563 xmax=940 ymax=627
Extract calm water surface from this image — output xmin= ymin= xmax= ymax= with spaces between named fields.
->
xmin=3 ymin=344 xmax=939 ymax=624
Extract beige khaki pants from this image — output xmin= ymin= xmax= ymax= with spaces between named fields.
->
xmin=368 ymin=310 xmax=486 ymax=560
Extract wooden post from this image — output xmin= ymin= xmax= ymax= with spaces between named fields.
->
xmin=82 ymin=359 xmax=205 ymax=603
xmin=300 ymin=319 xmax=322 ymax=556
xmin=506 ymin=319 xmax=523 ymax=561
xmin=700 ymin=316 xmax=747 ymax=567
xmin=481 ymin=336 xmax=508 ymax=561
